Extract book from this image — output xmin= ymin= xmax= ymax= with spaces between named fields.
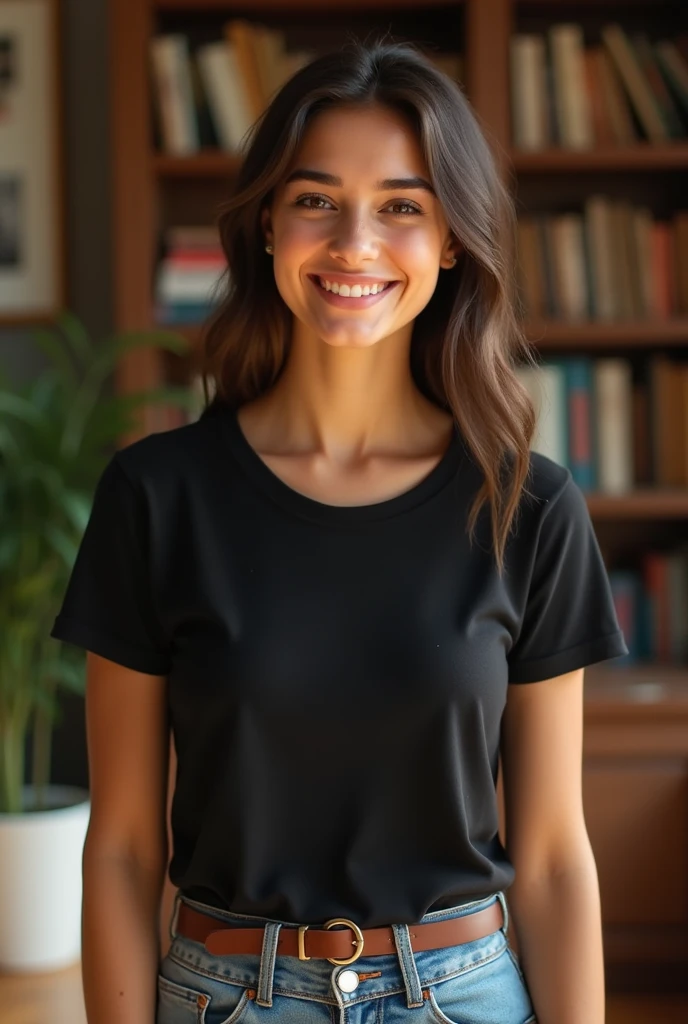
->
xmin=196 ymin=41 xmax=254 ymax=152
xmin=150 ymin=34 xmax=200 ymax=155
xmin=224 ymin=20 xmax=267 ymax=120
xmin=602 ymin=24 xmax=669 ymax=142
xmin=516 ymin=362 xmax=567 ymax=466
xmin=550 ymin=214 xmax=590 ymax=319
xmin=563 ymin=358 xmax=596 ymax=491
xmin=594 ymin=359 xmax=634 ymax=494
xmin=510 ymin=34 xmax=550 ymax=150
xmin=584 ymin=195 xmax=616 ymax=320
xmin=548 ymin=24 xmax=593 ymax=149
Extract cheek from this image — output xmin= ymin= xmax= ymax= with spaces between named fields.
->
xmin=276 ymin=217 xmax=327 ymax=254
xmin=391 ymin=226 xmax=443 ymax=270
xmin=391 ymin=229 xmax=443 ymax=301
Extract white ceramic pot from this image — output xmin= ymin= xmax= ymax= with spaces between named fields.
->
xmin=0 ymin=784 xmax=90 ymax=971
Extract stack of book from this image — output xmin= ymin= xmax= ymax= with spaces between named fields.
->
xmin=516 ymin=357 xmax=688 ymax=492
xmin=149 ymin=22 xmax=463 ymax=156
xmin=150 ymin=21 xmax=314 ymax=155
xmin=510 ymin=22 xmax=688 ymax=149
xmin=154 ymin=226 xmax=227 ymax=325
xmin=610 ymin=547 xmax=688 ymax=665
xmin=516 ymin=201 xmax=688 ymax=322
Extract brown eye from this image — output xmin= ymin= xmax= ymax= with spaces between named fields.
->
xmin=295 ymin=195 xmax=333 ymax=210
xmin=387 ymin=201 xmax=422 ymax=216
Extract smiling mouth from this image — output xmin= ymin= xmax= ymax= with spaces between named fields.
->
xmin=311 ymin=275 xmax=396 ymax=297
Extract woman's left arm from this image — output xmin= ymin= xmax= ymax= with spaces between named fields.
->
xmin=500 ymin=666 xmax=605 ymax=1024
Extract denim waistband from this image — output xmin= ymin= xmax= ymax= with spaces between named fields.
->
xmin=166 ymin=891 xmax=511 ymax=1010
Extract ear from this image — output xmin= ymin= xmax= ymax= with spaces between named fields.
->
xmin=260 ymin=206 xmax=273 ymax=247
xmin=440 ymin=233 xmax=462 ymax=269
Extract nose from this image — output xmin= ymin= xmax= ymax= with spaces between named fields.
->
xmin=328 ymin=212 xmax=380 ymax=265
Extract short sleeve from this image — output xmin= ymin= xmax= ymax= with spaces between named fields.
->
xmin=50 ymin=454 xmax=171 ymax=675
xmin=508 ymin=473 xmax=628 ymax=683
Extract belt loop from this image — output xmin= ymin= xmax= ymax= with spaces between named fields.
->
xmin=168 ymin=890 xmax=182 ymax=943
xmin=496 ymin=891 xmax=509 ymax=938
xmin=391 ymin=923 xmax=424 ymax=1008
xmin=256 ymin=921 xmax=282 ymax=1008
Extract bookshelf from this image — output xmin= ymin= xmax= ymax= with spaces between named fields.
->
xmin=110 ymin=0 xmax=688 ymax=987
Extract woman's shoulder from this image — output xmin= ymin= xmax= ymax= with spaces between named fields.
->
xmin=109 ymin=408 xmax=223 ymax=491
xmin=517 ymin=450 xmax=589 ymax=534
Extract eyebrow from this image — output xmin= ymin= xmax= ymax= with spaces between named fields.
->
xmin=284 ymin=168 xmax=436 ymax=195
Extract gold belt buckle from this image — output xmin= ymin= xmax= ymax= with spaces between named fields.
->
xmin=323 ymin=917 xmax=365 ymax=965
xmin=297 ymin=917 xmax=365 ymax=965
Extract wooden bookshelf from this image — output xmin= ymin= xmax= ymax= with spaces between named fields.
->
xmin=511 ymin=143 xmax=688 ymax=172
xmin=110 ymin=0 xmax=688 ymax=989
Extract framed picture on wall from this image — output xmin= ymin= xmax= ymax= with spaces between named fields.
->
xmin=0 ymin=0 xmax=65 ymax=323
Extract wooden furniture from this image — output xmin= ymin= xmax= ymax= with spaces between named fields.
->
xmin=108 ymin=0 xmax=688 ymax=992
xmin=583 ymin=665 xmax=688 ymax=989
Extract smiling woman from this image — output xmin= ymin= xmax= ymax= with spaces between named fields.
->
xmin=201 ymin=40 xmax=535 ymax=571
xmin=51 ymin=37 xmax=627 ymax=1024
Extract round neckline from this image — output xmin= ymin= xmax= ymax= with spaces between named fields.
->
xmin=211 ymin=402 xmax=464 ymax=525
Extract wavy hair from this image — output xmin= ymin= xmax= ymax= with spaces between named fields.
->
xmin=199 ymin=39 xmax=536 ymax=572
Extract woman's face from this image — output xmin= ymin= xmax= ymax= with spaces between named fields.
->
xmin=263 ymin=103 xmax=458 ymax=349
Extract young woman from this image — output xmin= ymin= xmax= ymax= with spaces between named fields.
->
xmin=52 ymin=40 xmax=627 ymax=1024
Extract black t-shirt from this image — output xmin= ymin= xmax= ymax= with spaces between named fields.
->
xmin=51 ymin=400 xmax=627 ymax=927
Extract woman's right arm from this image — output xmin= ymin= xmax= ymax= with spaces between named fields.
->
xmin=81 ymin=650 xmax=170 ymax=1024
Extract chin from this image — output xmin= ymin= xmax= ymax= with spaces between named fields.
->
xmin=318 ymin=328 xmax=388 ymax=349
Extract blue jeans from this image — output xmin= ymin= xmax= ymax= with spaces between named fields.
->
xmin=158 ymin=891 xmax=536 ymax=1024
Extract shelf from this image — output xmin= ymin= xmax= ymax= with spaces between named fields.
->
xmin=511 ymin=144 xmax=688 ymax=173
xmin=155 ymin=145 xmax=688 ymax=179
xmin=585 ymin=491 xmax=688 ymax=519
xmin=525 ymin=319 xmax=688 ymax=348
xmin=584 ymin=663 xmax=688 ymax=714
xmin=155 ymin=0 xmax=461 ymax=9
xmin=153 ymin=151 xmax=242 ymax=178
xmin=520 ymin=0 xmax=680 ymax=7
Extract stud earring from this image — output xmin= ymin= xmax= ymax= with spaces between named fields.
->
xmin=265 ymin=244 xmax=274 ymax=254
xmin=449 ymin=256 xmax=457 ymax=267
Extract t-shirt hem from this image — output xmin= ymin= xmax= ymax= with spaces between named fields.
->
xmin=50 ymin=614 xmax=170 ymax=675
xmin=507 ymin=630 xmax=629 ymax=684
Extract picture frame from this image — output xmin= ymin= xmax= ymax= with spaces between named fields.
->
xmin=0 ymin=0 xmax=65 ymax=324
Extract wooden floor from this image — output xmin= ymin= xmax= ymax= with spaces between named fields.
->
xmin=0 ymin=962 xmax=686 ymax=1023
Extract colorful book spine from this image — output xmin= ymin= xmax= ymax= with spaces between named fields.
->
xmin=563 ymin=358 xmax=596 ymax=490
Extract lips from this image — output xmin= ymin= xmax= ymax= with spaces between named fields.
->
xmin=307 ymin=274 xmax=400 ymax=308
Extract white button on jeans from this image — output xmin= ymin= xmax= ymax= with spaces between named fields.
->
xmin=336 ymin=969 xmax=360 ymax=993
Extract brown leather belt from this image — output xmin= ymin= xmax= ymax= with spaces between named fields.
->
xmin=175 ymin=898 xmax=504 ymax=965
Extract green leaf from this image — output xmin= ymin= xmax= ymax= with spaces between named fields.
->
xmin=51 ymin=658 xmax=86 ymax=696
xmin=56 ymin=310 xmax=93 ymax=365
xmin=30 ymin=327 xmax=78 ymax=391
xmin=0 ymin=393 xmax=45 ymax=427
xmin=42 ymin=523 xmax=79 ymax=568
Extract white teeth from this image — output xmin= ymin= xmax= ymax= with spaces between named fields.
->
xmin=317 ymin=277 xmax=389 ymax=296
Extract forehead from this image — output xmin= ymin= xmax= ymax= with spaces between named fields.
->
xmin=285 ymin=103 xmax=428 ymax=180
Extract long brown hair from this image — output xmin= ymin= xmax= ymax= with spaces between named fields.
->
xmin=200 ymin=39 xmax=536 ymax=571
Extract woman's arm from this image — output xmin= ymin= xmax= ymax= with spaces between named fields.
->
xmin=500 ymin=667 xmax=605 ymax=1024
xmin=159 ymin=735 xmax=178 ymax=960
xmin=81 ymin=651 xmax=170 ymax=1024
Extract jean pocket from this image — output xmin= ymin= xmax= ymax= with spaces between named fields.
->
xmin=156 ymin=971 xmax=254 ymax=1024
xmin=424 ymin=946 xmax=536 ymax=1024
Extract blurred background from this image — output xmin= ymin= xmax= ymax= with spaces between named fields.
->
xmin=1 ymin=1 xmax=687 ymax=1022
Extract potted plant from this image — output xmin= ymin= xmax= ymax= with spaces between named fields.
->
xmin=0 ymin=311 xmax=199 ymax=971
